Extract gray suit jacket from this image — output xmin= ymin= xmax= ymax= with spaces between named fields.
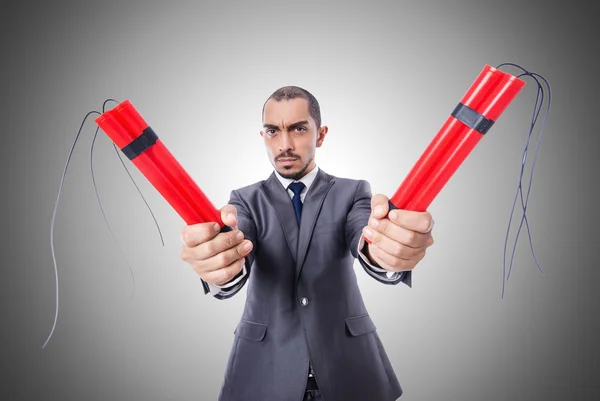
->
xmin=202 ymin=168 xmax=411 ymax=401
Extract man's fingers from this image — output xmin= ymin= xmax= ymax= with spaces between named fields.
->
xmin=425 ymin=219 xmax=435 ymax=233
xmin=184 ymin=229 xmax=247 ymax=261
xmin=197 ymin=239 xmax=252 ymax=273
xmin=181 ymin=222 xmax=220 ymax=247
xmin=387 ymin=209 xmax=434 ymax=234
xmin=200 ymin=257 xmax=245 ymax=286
xmin=221 ymin=204 xmax=238 ymax=229
xmin=364 ymin=226 xmax=426 ymax=260
xmin=367 ymin=243 xmax=417 ymax=272
xmin=370 ymin=193 xmax=390 ymax=219
xmin=367 ymin=217 xmax=431 ymax=248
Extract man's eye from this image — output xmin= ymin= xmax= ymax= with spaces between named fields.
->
xmin=266 ymin=129 xmax=276 ymax=135
xmin=295 ymin=127 xmax=306 ymax=132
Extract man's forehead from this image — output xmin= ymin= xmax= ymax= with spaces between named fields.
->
xmin=263 ymin=98 xmax=313 ymax=126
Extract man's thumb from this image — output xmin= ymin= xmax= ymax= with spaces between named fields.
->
xmin=370 ymin=193 xmax=390 ymax=218
xmin=220 ymin=204 xmax=238 ymax=229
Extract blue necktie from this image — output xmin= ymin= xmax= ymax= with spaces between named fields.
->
xmin=288 ymin=181 xmax=305 ymax=225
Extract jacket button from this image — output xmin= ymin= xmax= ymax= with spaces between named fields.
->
xmin=300 ymin=297 xmax=309 ymax=306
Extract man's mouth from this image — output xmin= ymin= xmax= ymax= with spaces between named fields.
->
xmin=277 ymin=158 xmax=298 ymax=166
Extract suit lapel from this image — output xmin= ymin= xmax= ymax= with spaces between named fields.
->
xmin=295 ymin=169 xmax=335 ymax=279
xmin=261 ymin=172 xmax=300 ymax=263
xmin=260 ymin=168 xmax=335 ymax=272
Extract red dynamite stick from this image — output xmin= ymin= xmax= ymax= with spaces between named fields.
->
xmin=405 ymin=72 xmax=526 ymax=212
xmin=364 ymin=65 xmax=525 ymax=245
xmin=96 ymin=110 xmax=205 ymax=224
xmin=96 ymin=109 xmax=205 ymax=224
xmin=95 ymin=101 xmax=227 ymax=229
xmin=389 ymin=65 xmax=505 ymax=210
xmin=113 ymin=101 xmax=223 ymax=224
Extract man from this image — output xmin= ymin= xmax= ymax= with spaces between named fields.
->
xmin=180 ymin=87 xmax=434 ymax=401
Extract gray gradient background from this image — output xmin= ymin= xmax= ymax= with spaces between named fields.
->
xmin=2 ymin=0 xmax=598 ymax=400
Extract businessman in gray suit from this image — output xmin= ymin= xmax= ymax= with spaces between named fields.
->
xmin=180 ymin=86 xmax=435 ymax=401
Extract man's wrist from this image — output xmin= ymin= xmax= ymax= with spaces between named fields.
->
xmin=362 ymin=241 xmax=381 ymax=268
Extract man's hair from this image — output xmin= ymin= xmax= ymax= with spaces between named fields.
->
xmin=262 ymin=86 xmax=321 ymax=128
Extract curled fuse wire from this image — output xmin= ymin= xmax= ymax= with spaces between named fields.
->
xmin=43 ymin=99 xmax=164 ymax=349
xmin=495 ymin=63 xmax=551 ymax=298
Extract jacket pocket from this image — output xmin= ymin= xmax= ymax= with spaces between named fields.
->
xmin=345 ymin=314 xmax=377 ymax=336
xmin=234 ymin=319 xmax=268 ymax=342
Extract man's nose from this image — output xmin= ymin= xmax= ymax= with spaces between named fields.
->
xmin=278 ymin=132 xmax=294 ymax=152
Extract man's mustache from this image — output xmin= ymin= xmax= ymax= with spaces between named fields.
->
xmin=276 ymin=152 xmax=300 ymax=160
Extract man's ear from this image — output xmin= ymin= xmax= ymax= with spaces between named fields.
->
xmin=259 ymin=130 xmax=264 ymax=138
xmin=316 ymin=126 xmax=328 ymax=147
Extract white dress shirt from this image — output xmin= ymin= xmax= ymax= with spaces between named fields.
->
xmin=207 ymin=165 xmax=397 ymax=296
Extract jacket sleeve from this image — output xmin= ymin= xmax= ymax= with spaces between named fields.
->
xmin=345 ymin=180 xmax=412 ymax=287
xmin=201 ymin=189 xmax=258 ymax=299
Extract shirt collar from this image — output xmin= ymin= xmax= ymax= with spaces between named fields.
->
xmin=274 ymin=165 xmax=319 ymax=193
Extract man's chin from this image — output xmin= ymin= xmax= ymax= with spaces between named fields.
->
xmin=272 ymin=158 xmax=313 ymax=180
xmin=274 ymin=165 xmax=302 ymax=180
xmin=277 ymin=167 xmax=298 ymax=179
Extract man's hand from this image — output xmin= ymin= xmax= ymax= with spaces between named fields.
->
xmin=362 ymin=194 xmax=434 ymax=272
xmin=180 ymin=204 xmax=253 ymax=286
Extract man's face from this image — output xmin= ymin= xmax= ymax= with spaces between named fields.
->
xmin=261 ymin=98 xmax=328 ymax=180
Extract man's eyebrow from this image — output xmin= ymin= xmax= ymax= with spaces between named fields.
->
xmin=287 ymin=120 xmax=309 ymax=130
xmin=262 ymin=120 xmax=309 ymax=130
